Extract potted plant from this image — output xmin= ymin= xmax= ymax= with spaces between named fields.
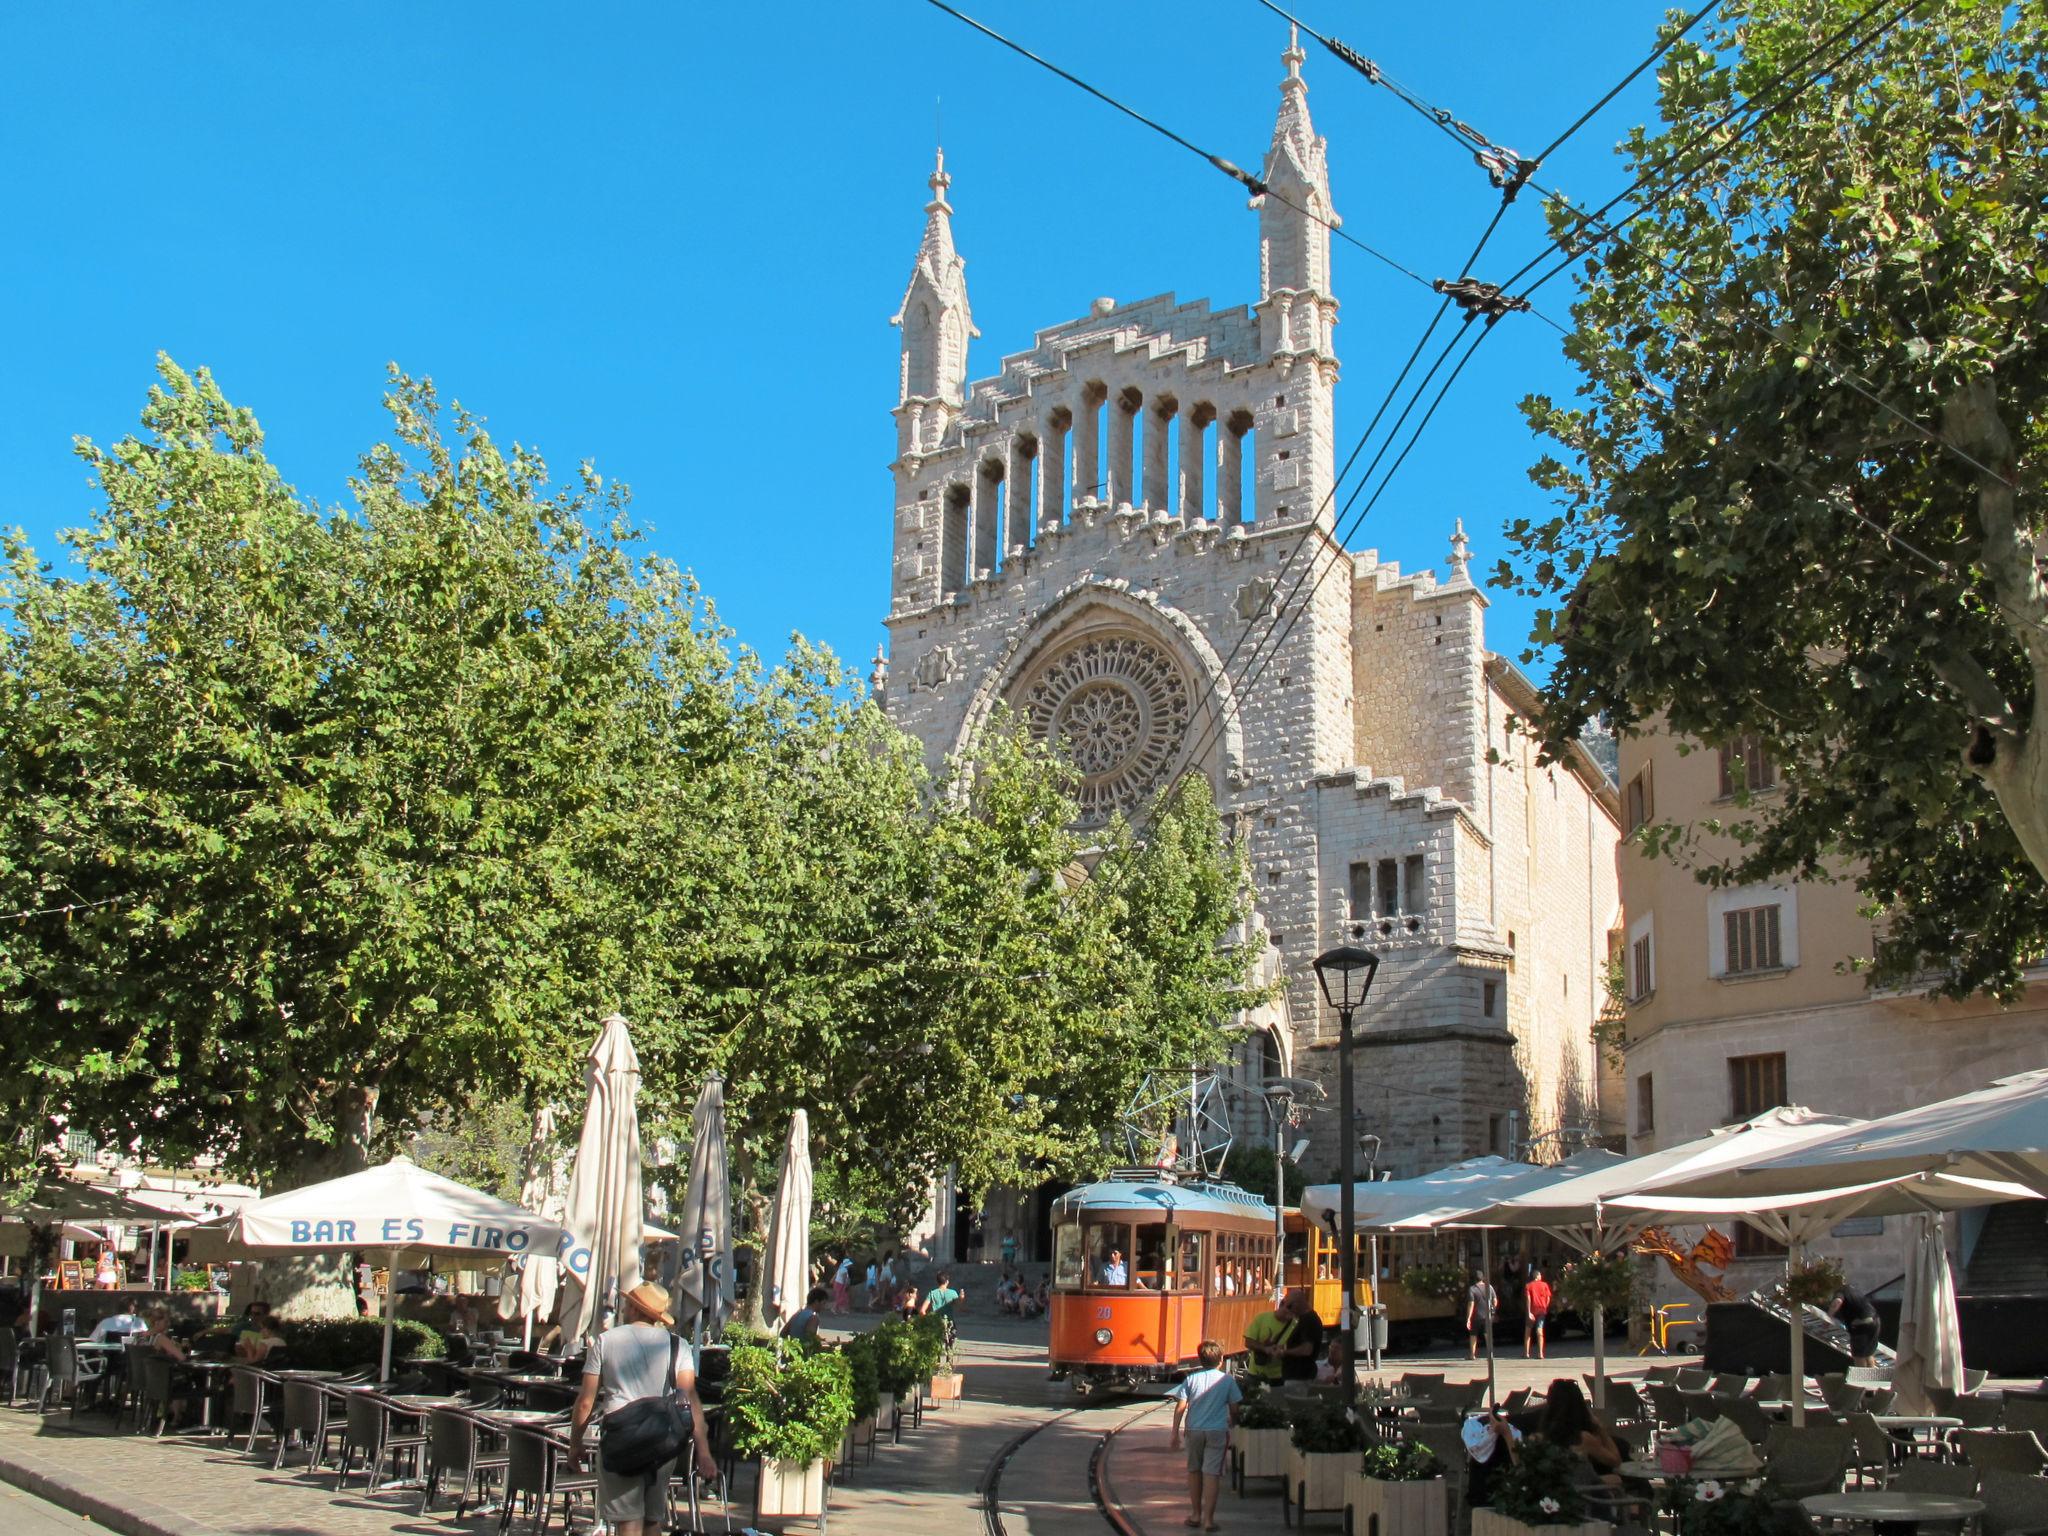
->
xmin=1348 ymin=1438 xmax=1450 ymax=1536
xmin=838 ymin=1331 xmax=882 ymax=1461
xmin=1558 ymin=1252 xmax=1638 ymax=1323
xmin=1780 ymin=1257 xmax=1845 ymax=1312
xmin=870 ymin=1316 xmax=933 ymax=1432
xmin=725 ymin=1339 xmax=855 ymax=1521
xmin=1473 ymin=1437 xmax=1611 ymax=1536
xmin=1232 ymin=1383 xmax=1292 ymax=1489
xmin=923 ymin=1315 xmax=964 ymax=1403
xmin=1399 ymin=1263 xmax=1470 ymax=1303
xmin=1288 ymin=1397 xmax=1369 ymax=1521
xmin=1658 ymin=1478 xmax=1797 ymax=1536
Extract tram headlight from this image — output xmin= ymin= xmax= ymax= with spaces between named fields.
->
xmin=1093 ymin=1327 xmax=1113 ymax=1346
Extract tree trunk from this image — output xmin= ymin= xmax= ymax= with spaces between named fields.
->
xmin=233 ymin=1084 xmax=379 ymax=1321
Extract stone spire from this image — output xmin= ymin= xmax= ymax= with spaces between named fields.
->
xmin=1255 ymin=29 xmax=1338 ymax=359
xmin=892 ymin=148 xmax=977 ymax=409
xmin=1449 ymin=518 xmax=1472 ymax=583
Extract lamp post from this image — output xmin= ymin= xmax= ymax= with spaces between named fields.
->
xmin=1312 ymin=937 xmax=1379 ymax=1408
xmin=1260 ymin=1075 xmax=1324 ymax=1307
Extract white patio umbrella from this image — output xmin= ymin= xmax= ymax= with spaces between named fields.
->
xmin=557 ymin=1014 xmax=646 ymax=1346
xmin=1302 ymin=1148 xmax=1622 ymax=1406
xmin=674 ymin=1075 xmax=733 ymax=1340
xmin=1729 ymin=1067 xmax=2048 ymax=1198
xmin=498 ymin=1103 xmax=568 ymax=1345
xmin=2 ymin=1179 xmax=168 ymax=1338
xmin=1891 ymin=1213 xmax=1964 ymax=1416
xmin=759 ymin=1110 xmax=813 ymax=1329
xmin=1455 ymin=1108 xmax=1863 ymax=1408
xmin=1610 ymin=1159 xmax=2036 ymax=1422
xmin=219 ymin=1155 xmax=571 ymax=1379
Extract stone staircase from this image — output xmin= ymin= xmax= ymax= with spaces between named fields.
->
xmin=1965 ymin=1202 xmax=2048 ymax=1295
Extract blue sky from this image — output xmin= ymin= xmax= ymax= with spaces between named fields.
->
xmin=0 ymin=2 xmax=1676 ymax=677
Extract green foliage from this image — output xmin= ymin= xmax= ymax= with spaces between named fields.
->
xmin=409 ymin=1099 xmax=531 ymax=1202
xmin=1289 ymin=1396 xmax=1369 ymax=1455
xmin=1220 ymin=1143 xmax=1307 ymax=1208
xmin=1495 ymin=0 xmax=2048 ymax=994
xmin=863 ymin=1314 xmax=947 ymax=1396
xmin=1400 ymin=1264 xmax=1469 ymax=1302
xmin=170 ymin=1269 xmax=212 ymax=1293
xmin=1558 ymin=1252 xmax=1638 ymax=1317
xmin=1235 ymin=1381 xmax=1290 ymax=1430
xmin=1781 ymin=1255 xmax=1845 ymax=1311
xmin=1491 ymin=1436 xmax=1589 ymax=1527
xmin=279 ymin=1317 xmax=445 ymax=1371
xmin=0 ymin=362 xmax=1261 ymax=1220
xmin=724 ymin=1339 xmax=855 ymax=1467
xmin=838 ymin=1329 xmax=881 ymax=1423
xmin=1662 ymin=1478 xmax=1800 ymax=1536
xmin=1360 ymin=1439 xmax=1447 ymax=1482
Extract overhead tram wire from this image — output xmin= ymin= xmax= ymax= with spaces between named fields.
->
xmin=920 ymin=0 xmax=1435 ymax=294
xmin=1131 ymin=0 xmax=1931 ymax=842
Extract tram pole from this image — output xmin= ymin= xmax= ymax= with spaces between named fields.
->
xmin=1313 ymin=939 xmax=1379 ymax=1411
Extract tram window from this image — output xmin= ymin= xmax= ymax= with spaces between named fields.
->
xmin=1176 ymin=1231 xmax=1206 ymax=1291
xmin=1085 ymin=1222 xmax=1132 ymax=1287
xmin=1133 ymin=1224 xmax=1169 ymax=1291
xmin=1054 ymin=1223 xmax=1084 ymax=1288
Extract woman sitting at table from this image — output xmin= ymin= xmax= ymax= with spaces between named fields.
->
xmin=236 ymin=1312 xmax=287 ymax=1363
xmin=144 ymin=1306 xmax=188 ymax=1363
xmin=1530 ymin=1378 xmax=1624 ymax=1483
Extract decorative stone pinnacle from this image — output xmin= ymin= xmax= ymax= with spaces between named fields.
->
xmin=1449 ymin=517 xmax=1472 ymax=580
xmin=1283 ymin=25 xmax=1306 ymax=87
xmin=870 ymin=645 xmax=889 ymax=696
xmin=928 ymin=146 xmax=951 ymax=207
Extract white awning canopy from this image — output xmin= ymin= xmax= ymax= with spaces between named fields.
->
xmin=1299 ymin=1147 xmax=1624 ymax=1233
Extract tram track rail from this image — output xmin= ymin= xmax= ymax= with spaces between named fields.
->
xmin=980 ymin=1396 xmax=1155 ymax=1536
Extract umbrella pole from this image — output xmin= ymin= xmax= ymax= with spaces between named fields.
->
xmin=1591 ymin=1225 xmax=1607 ymax=1413
xmin=381 ymin=1247 xmax=399 ymax=1383
xmin=1482 ymin=1228 xmax=1496 ymax=1410
xmin=1787 ymin=1237 xmax=1806 ymax=1427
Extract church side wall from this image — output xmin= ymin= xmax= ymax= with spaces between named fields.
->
xmin=1348 ymin=572 xmax=1487 ymax=808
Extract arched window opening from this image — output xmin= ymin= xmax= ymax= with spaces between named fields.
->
xmin=1146 ymin=394 xmax=1179 ymax=515
xmin=941 ymin=482 xmax=970 ymax=592
xmin=1009 ymin=434 xmax=1037 ymax=556
xmin=1076 ymin=382 xmax=1107 ymax=506
xmin=1185 ymin=402 xmax=1216 ymax=521
xmin=975 ymin=456 xmax=1004 ymax=576
xmin=1043 ymin=405 xmax=1073 ymax=534
xmin=1221 ymin=408 xmax=1256 ymax=525
xmin=1109 ymin=385 xmax=1142 ymax=507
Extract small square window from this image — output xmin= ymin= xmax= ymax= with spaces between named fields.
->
xmin=1482 ymin=981 xmax=1498 ymax=1018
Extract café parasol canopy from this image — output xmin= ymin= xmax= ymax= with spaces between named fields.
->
xmin=217 ymin=1155 xmax=572 ymax=1379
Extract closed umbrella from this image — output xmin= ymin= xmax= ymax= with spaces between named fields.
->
xmin=221 ymin=1155 xmax=570 ymax=1379
xmin=557 ymin=1014 xmax=646 ymax=1346
xmin=760 ymin=1110 xmax=813 ymax=1329
xmin=674 ymin=1075 xmax=733 ymax=1340
xmin=1892 ymin=1213 xmax=1965 ymax=1416
xmin=498 ymin=1103 xmax=568 ymax=1344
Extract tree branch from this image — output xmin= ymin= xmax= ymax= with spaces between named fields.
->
xmin=1944 ymin=376 xmax=2048 ymax=670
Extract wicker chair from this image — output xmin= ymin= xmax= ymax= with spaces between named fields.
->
xmin=1980 ymin=1468 xmax=2048 ymax=1536
xmin=1718 ymin=1394 xmax=1773 ymax=1447
xmin=1892 ymin=1460 xmax=1979 ymax=1498
xmin=2006 ymin=1396 xmax=2048 ymax=1440
xmin=0 ymin=1329 xmax=18 ymax=1408
xmin=1710 ymin=1373 xmax=1754 ymax=1396
xmin=1676 ymin=1367 xmax=1714 ymax=1392
xmin=273 ymin=1378 xmax=327 ymax=1470
xmin=1843 ymin=1411 xmax=1896 ymax=1488
xmin=1398 ymin=1371 xmax=1446 ymax=1397
xmin=1646 ymin=1382 xmax=1689 ymax=1428
xmin=1642 ymin=1362 xmax=1683 ymax=1385
xmin=137 ymin=1354 xmax=176 ymax=1437
xmin=229 ymin=1366 xmax=282 ymax=1454
xmin=420 ymin=1407 xmax=510 ymax=1518
xmin=1959 ymin=1430 xmax=2048 ymax=1477
xmin=1761 ymin=1424 xmax=1854 ymax=1500
xmin=1957 ymin=1396 xmax=2009 ymax=1429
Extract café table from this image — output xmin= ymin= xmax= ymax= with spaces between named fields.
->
xmin=181 ymin=1359 xmax=238 ymax=1435
xmin=1803 ymin=1490 xmax=1983 ymax=1535
xmin=1871 ymin=1414 xmax=1963 ymax=1457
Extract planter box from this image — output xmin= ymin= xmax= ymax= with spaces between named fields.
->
xmin=1288 ymin=1447 xmax=1355 ymax=1515
xmin=756 ymin=1456 xmax=827 ymax=1519
xmin=929 ymin=1372 xmax=964 ymax=1402
xmin=1235 ymin=1426 xmax=1292 ymax=1486
xmin=1347 ymin=1474 xmax=1450 ymax=1536
xmin=1471 ymin=1509 xmax=1611 ymax=1536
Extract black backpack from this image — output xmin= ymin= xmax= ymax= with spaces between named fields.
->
xmin=600 ymin=1334 xmax=691 ymax=1476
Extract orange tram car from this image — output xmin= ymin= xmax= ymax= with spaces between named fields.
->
xmin=1048 ymin=1172 xmax=1283 ymax=1393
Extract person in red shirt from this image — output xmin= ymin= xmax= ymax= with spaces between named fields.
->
xmin=1523 ymin=1268 xmax=1553 ymax=1360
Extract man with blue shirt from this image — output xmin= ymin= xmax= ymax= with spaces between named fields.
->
xmin=1167 ymin=1340 xmax=1242 ymax=1531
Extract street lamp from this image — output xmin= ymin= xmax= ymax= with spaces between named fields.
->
xmin=1313 ymin=938 xmax=1380 ymax=1407
xmin=1261 ymin=1075 xmax=1324 ymax=1306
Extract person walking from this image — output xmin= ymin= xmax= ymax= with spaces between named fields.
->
xmin=1168 ymin=1340 xmax=1241 ymax=1532
xmin=1522 ymin=1267 xmax=1552 ymax=1361
xmin=1465 ymin=1270 xmax=1498 ymax=1361
xmin=863 ymin=1256 xmax=881 ymax=1310
xmin=829 ymin=1255 xmax=852 ymax=1315
xmin=567 ymin=1282 xmax=718 ymax=1536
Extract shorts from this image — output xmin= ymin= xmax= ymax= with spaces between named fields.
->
xmin=1527 ymin=1312 xmax=1547 ymax=1332
xmin=597 ymin=1456 xmax=675 ymax=1525
xmin=1469 ymin=1318 xmax=1492 ymax=1336
xmin=1183 ymin=1428 xmax=1229 ymax=1476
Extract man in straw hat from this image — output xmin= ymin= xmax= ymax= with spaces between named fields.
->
xmin=568 ymin=1281 xmax=718 ymax=1536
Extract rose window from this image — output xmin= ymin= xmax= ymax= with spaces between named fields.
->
xmin=1018 ymin=634 xmax=1193 ymax=825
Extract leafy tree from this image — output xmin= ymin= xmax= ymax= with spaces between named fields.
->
xmin=1220 ymin=1141 xmax=1307 ymax=1208
xmin=2 ymin=359 xmax=1264 ymax=1247
xmin=1499 ymin=0 xmax=2048 ymax=993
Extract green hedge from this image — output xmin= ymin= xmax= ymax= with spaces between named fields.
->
xmin=725 ymin=1341 xmax=855 ymax=1466
xmin=280 ymin=1317 xmax=446 ymax=1371
xmin=838 ymin=1330 xmax=881 ymax=1422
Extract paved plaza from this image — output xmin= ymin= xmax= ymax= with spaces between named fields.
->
xmin=0 ymin=1313 xmax=1665 ymax=1536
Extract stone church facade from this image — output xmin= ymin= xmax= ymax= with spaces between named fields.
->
xmin=877 ymin=39 xmax=1621 ymax=1188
